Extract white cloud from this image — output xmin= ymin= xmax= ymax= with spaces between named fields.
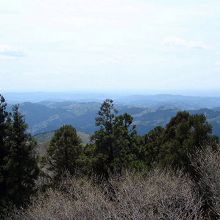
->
xmin=0 ymin=44 xmax=24 ymax=58
xmin=163 ymin=37 xmax=211 ymax=50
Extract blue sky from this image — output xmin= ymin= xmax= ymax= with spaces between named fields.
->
xmin=1 ymin=0 xmax=220 ymax=93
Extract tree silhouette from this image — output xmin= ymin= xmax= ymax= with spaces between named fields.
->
xmin=46 ymin=125 xmax=82 ymax=181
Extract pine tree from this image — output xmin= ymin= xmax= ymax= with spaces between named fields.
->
xmin=0 ymin=95 xmax=10 ymax=214
xmin=141 ymin=126 xmax=164 ymax=169
xmin=46 ymin=125 xmax=82 ymax=181
xmin=158 ymin=111 xmax=218 ymax=171
xmin=0 ymin=95 xmax=8 ymax=153
xmin=110 ymin=113 xmax=138 ymax=171
xmin=4 ymin=105 xmax=39 ymax=208
xmin=0 ymin=99 xmax=39 ymax=216
xmin=92 ymin=99 xmax=138 ymax=177
xmin=141 ymin=111 xmax=218 ymax=172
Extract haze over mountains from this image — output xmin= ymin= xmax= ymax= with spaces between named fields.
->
xmin=4 ymin=92 xmax=220 ymax=137
xmin=4 ymin=92 xmax=220 ymax=109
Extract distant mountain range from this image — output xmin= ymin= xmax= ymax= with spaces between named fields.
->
xmin=116 ymin=94 xmax=220 ymax=109
xmin=4 ymin=92 xmax=220 ymax=109
xmin=4 ymin=93 xmax=220 ymax=136
xmin=7 ymin=100 xmax=220 ymax=136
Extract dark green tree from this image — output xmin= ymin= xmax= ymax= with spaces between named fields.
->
xmin=0 ymin=102 xmax=39 ymax=217
xmin=0 ymin=95 xmax=8 ymax=156
xmin=109 ymin=113 xmax=138 ymax=172
xmin=140 ymin=126 xmax=164 ymax=169
xmin=92 ymin=99 xmax=139 ymax=177
xmin=91 ymin=99 xmax=117 ymax=177
xmin=158 ymin=111 xmax=218 ymax=171
xmin=0 ymin=95 xmax=10 ymax=214
xmin=5 ymin=106 xmax=39 ymax=208
xmin=141 ymin=111 xmax=218 ymax=172
xmin=46 ymin=125 xmax=82 ymax=180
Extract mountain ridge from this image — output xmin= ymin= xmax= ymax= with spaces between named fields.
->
xmin=8 ymin=101 xmax=220 ymax=136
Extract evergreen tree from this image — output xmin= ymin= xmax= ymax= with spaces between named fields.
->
xmin=46 ymin=125 xmax=82 ymax=180
xmin=0 ymin=101 xmax=39 ymax=216
xmin=110 ymin=113 xmax=139 ymax=171
xmin=5 ymin=105 xmax=39 ymax=208
xmin=158 ymin=111 xmax=218 ymax=171
xmin=92 ymin=99 xmax=117 ymax=177
xmin=0 ymin=95 xmax=10 ymax=214
xmin=0 ymin=95 xmax=8 ymax=155
xmin=140 ymin=126 xmax=164 ymax=169
xmin=142 ymin=111 xmax=218 ymax=172
xmin=92 ymin=99 xmax=138 ymax=177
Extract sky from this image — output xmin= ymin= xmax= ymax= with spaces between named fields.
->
xmin=0 ymin=0 xmax=220 ymax=94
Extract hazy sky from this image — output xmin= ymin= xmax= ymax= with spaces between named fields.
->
xmin=1 ymin=0 xmax=220 ymax=93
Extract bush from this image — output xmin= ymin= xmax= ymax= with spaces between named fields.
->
xmin=14 ymin=170 xmax=203 ymax=220
xmin=191 ymin=149 xmax=220 ymax=218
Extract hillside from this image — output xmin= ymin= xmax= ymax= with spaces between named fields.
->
xmin=35 ymin=131 xmax=90 ymax=155
xmin=11 ymin=101 xmax=220 ymax=136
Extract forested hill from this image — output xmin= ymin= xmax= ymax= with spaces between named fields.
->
xmin=8 ymin=101 xmax=220 ymax=136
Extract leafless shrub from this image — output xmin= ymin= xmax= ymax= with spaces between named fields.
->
xmin=109 ymin=170 xmax=202 ymax=220
xmin=13 ymin=176 xmax=116 ymax=220
xmin=191 ymin=148 xmax=220 ymax=218
xmin=14 ymin=170 xmax=203 ymax=220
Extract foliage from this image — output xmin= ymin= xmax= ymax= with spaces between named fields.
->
xmin=0 ymin=95 xmax=10 ymax=216
xmin=92 ymin=99 xmax=140 ymax=177
xmin=5 ymin=106 xmax=39 ymax=206
xmin=138 ymin=126 xmax=164 ymax=169
xmin=0 ymin=95 xmax=39 ymax=217
xmin=141 ymin=111 xmax=218 ymax=172
xmin=46 ymin=125 xmax=82 ymax=180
